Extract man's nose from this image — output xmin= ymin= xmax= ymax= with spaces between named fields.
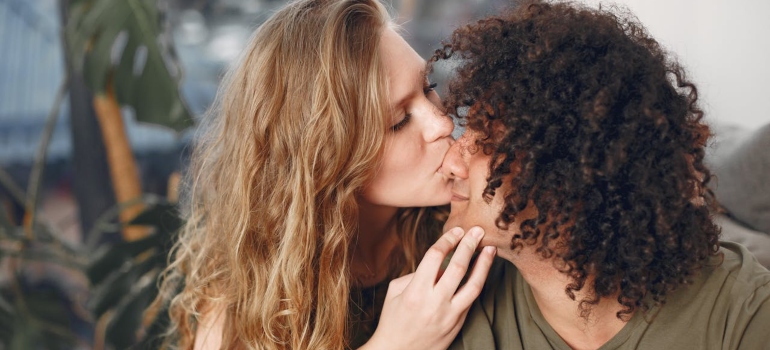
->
xmin=441 ymin=134 xmax=469 ymax=180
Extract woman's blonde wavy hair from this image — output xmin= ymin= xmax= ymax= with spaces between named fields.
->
xmin=153 ymin=0 xmax=445 ymax=348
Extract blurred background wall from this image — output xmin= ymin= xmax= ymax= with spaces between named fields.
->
xmin=1 ymin=0 xmax=768 ymax=267
xmin=581 ymin=0 xmax=770 ymax=130
xmin=1 ymin=0 xmax=768 ymax=264
xmin=0 ymin=0 xmax=768 ymax=348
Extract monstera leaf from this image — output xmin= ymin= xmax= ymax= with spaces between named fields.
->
xmin=87 ymin=200 xmax=182 ymax=348
xmin=65 ymin=0 xmax=193 ymax=131
xmin=0 ymin=209 xmax=12 ymax=239
xmin=0 ymin=223 xmax=89 ymax=349
xmin=0 ymin=287 xmax=82 ymax=350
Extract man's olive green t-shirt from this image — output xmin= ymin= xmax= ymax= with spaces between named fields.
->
xmin=449 ymin=242 xmax=770 ymax=349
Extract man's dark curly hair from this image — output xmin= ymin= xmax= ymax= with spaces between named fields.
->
xmin=431 ymin=0 xmax=721 ymax=319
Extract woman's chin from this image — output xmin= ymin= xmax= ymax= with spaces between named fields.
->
xmin=434 ymin=192 xmax=454 ymax=206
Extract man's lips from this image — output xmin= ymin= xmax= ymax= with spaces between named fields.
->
xmin=451 ymin=192 xmax=469 ymax=201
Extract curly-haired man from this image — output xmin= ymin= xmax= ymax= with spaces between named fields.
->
xmin=434 ymin=1 xmax=770 ymax=348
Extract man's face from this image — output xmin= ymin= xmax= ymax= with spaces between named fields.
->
xmin=440 ymin=131 xmax=523 ymax=254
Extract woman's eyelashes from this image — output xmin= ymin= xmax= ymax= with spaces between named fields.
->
xmin=391 ymin=113 xmax=411 ymax=132
xmin=391 ymin=82 xmax=438 ymax=132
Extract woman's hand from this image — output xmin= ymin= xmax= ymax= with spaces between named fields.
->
xmin=361 ymin=226 xmax=496 ymax=350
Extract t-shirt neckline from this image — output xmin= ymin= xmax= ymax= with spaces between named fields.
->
xmin=517 ymin=271 xmax=661 ymax=350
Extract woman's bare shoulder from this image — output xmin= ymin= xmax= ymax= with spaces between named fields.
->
xmin=194 ymin=302 xmax=227 ymax=350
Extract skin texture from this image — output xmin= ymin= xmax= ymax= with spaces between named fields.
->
xmin=344 ymin=27 xmax=496 ymax=350
xmin=441 ymin=131 xmax=528 ymax=262
xmin=352 ymin=27 xmax=456 ymax=287
xmin=195 ymin=226 xmax=497 ymax=350
xmin=360 ymin=28 xmax=455 ymax=209
xmin=363 ymin=227 xmax=496 ymax=350
xmin=193 ymin=27 xmax=496 ymax=350
xmin=441 ymin=132 xmax=628 ymax=348
xmin=434 ymin=1 xmax=722 ymax=348
xmin=435 ymin=1 xmax=720 ymax=316
xmin=161 ymin=1 xmax=492 ymax=348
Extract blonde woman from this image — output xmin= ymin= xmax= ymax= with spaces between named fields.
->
xmin=153 ymin=0 xmax=497 ymax=349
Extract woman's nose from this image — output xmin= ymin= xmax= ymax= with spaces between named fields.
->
xmin=441 ymin=134 xmax=469 ymax=180
xmin=423 ymin=107 xmax=454 ymax=143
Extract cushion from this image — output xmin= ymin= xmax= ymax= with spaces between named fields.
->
xmin=707 ymin=123 xmax=770 ymax=234
xmin=716 ymin=214 xmax=770 ymax=269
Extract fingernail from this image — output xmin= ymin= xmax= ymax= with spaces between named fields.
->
xmin=470 ymin=226 xmax=484 ymax=239
xmin=451 ymin=227 xmax=464 ymax=237
xmin=484 ymin=246 xmax=497 ymax=255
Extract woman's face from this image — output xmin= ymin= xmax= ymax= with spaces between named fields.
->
xmin=360 ymin=28 xmax=455 ymax=208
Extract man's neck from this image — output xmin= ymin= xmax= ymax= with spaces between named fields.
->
xmin=505 ymin=249 xmax=630 ymax=350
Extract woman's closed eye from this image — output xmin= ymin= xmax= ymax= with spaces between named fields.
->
xmin=391 ymin=113 xmax=411 ymax=132
xmin=391 ymin=82 xmax=439 ymax=132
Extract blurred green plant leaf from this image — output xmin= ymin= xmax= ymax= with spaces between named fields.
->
xmin=0 ymin=209 xmax=12 ymax=238
xmin=65 ymin=0 xmax=193 ymax=131
xmin=87 ymin=202 xmax=179 ymax=284
xmin=87 ymin=230 xmax=165 ymax=285
xmin=90 ymin=252 xmax=163 ymax=316
xmin=0 ymin=284 xmax=83 ymax=349
xmin=0 ymin=293 xmax=14 ymax=343
xmin=87 ymin=200 xmax=181 ymax=348
xmin=136 ymin=301 xmax=171 ymax=349
xmin=105 ymin=271 xmax=160 ymax=348
xmin=129 ymin=202 xmax=184 ymax=233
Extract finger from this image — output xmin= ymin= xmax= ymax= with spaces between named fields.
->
xmin=451 ymin=245 xmax=496 ymax=308
xmin=435 ymin=226 xmax=485 ymax=296
xmin=385 ymin=273 xmax=414 ymax=301
xmin=412 ymin=227 xmax=465 ymax=288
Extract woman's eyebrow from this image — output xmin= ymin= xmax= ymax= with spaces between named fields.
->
xmin=391 ymin=68 xmax=428 ymax=112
